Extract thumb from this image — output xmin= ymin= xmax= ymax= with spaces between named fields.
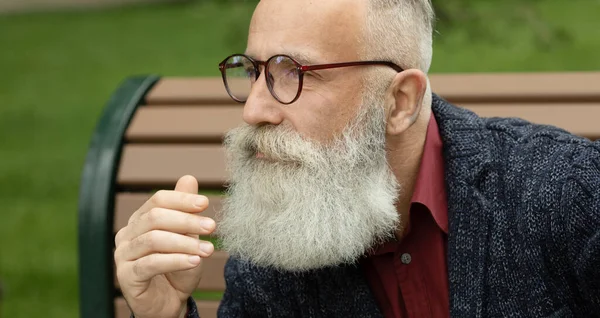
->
xmin=174 ymin=175 xmax=199 ymax=194
xmin=174 ymin=176 xmax=205 ymax=240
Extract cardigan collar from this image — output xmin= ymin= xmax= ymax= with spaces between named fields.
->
xmin=432 ymin=93 xmax=496 ymax=317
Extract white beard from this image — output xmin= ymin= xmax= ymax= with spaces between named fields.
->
xmin=217 ymin=97 xmax=400 ymax=272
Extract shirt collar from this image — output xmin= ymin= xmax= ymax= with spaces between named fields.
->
xmin=409 ymin=113 xmax=448 ymax=234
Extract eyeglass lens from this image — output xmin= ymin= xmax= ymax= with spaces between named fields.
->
xmin=223 ymin=55 xmax=301 ymax=104
xmin=223 ymin=55 xmax=255 ymax=102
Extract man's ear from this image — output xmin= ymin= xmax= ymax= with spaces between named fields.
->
xmin=385 ymin=69 xmax=428 ymax=136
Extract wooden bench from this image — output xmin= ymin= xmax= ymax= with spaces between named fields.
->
xmin=78 ymin=72 xmax=600 ymax=318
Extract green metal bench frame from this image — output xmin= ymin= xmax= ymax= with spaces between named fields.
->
xmin=78 ymin=75 xmax=159 ymax=318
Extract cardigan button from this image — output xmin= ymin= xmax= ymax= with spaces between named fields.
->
xmin=401 ymin=253 xmax=412 ymax=264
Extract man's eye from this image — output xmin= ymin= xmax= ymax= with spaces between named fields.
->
xmin=245 ymin=67 xmax=254 ymax=76
xmin=283 ymin=68 xmax=298 ymax=79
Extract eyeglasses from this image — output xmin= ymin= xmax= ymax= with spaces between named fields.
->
xmin=218 ymin=54 xmax=404 ymax=105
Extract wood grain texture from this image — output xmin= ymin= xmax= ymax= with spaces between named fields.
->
xmin=431 ymin=72 xmax=600 ymax=102
xmin=126 ymin=105 xmax=243 ymax=143
xmin=145 ymin=73 xmax=600 ymax=105
xmin=117 ymin=145 xmax=226 ymax=189
xmin=145 ymin=78 xmax=233 ymax=105
xmin=125 ymin=103 xmax=600 ymax=144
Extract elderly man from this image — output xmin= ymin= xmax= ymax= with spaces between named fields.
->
xmin=114 ymin=0 xmax=600 ymax=317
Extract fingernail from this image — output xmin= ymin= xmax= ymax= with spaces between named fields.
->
xmin=189 ymin=255 xmax=201 ymax=265
xmin=194 ymin=196 xmax=208 ymax=208
xmin=200 ymin=218 xmax=215 ymax=231
xmin=199 ymin=242 xmax=214 ymax=255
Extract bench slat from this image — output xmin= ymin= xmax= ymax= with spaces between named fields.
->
xmin=145 ymin=78 xmax=233 ymax=105
xmin=126 ymin=105 xmax=243 ymax=143
xmin=145 ymin=74 xmax=600 ymax=105
xmin=115 ymin=298 xmax=220 ymax=318
xmin=114 ymin=193 xmax=224 ymax=232
xmin=123 ymin=103 xmax=600 ymax=143
xmin=431 ymin=73 xmax=600 ymax=102
xmin=118 ymin=145 xmax=226 ymax=189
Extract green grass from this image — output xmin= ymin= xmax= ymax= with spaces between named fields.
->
xmin=0 ymin=0 xmax=598 ymax=317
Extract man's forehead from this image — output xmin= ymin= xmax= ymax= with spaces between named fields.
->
xmin=247 ymin=0 xmax=366 ymax=63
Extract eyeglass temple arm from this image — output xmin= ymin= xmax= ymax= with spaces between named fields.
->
xmin=301 ymin=61 xmax=403 ymax=73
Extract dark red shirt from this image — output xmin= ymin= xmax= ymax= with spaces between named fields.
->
xmin=361 ymin=114 xmax=450 ymax=318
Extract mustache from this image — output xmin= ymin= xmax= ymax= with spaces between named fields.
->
xmin=224 ymin=124 xmax=326 ymax=166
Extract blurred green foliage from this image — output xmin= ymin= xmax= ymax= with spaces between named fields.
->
xmin=433 ymin=0 xmax=571 ymax=49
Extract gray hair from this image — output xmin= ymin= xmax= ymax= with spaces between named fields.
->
xmin=363 ymin=0 xmax=435 ymax=73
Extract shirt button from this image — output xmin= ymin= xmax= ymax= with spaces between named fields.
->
xmin=401 ymin=253 xmax=412 ymax=265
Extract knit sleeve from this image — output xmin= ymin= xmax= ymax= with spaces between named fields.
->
xmin=563 ymin=141 xmax=600 ymax=312
xmin=217 ymin=257 xmax=247 ymax=317
xmin=185 ymin=296 xmax=199 ymax=318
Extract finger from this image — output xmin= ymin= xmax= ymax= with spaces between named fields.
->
xmin=128 ymin=190 xmax=209 ymax=225
xmin=174 ymin=175 xmax=198 ymax=194
xmin=115 ymin=226 xmax=127 ymax=247
xmin=120 ymin=207 xmax=216 ymax=242
xmin=116 ymin=230 xmax=214 ymax=262
xmin=127 ymin=253 xmax=204 ymax=282
xmin=174 ymin=175 xmax=206 ymax=240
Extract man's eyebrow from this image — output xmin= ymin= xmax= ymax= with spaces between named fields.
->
xmin=285 ymin=51 xmax=318 ymax=65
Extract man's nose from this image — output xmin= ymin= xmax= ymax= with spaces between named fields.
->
xmin=242 ymin=72 xmax=284 ymax=126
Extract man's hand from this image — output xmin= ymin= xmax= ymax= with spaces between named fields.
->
xmin=114 ymin=175 xmax=216 ymax=318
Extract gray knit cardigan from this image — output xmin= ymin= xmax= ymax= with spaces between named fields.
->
xmin=173 ymin=94 xmax=600 ymax=317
